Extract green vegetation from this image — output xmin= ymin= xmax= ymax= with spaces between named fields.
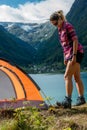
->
xmin=0 ymin=25 xmax=36 ymax=67
xmin=0 ymin=104 xmax=87 ymax=130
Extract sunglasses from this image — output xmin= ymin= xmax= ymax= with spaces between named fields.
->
xmin=52 ymin=21 xmax=58 ymax=26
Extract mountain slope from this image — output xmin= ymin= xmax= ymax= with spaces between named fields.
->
xmin=36 ymin=29 xmax=64 ymax=68
xmin=37 ymin=0 xmax=87 ymax=69
xmin=66 ymin=0 xmax=87 ymax=68
xmin=0 ymin=25 xmax=36 ymax=66
xmin=67 ymin=0 xmax=87 ymax=45
xmin=0 ymin=0 xmax=87 ymax=71
xmin=0 ymin=22 xmax=55 ymax=49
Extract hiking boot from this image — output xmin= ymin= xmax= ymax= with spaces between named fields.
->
xmin=56 ymin=96 xmax=72 ymax=109
xmin=76 ymin=96 xmax=86 ymax=106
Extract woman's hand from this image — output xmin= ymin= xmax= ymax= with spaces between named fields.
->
xmin=64 ymin=60 xmax=68 ymax=65
xmin=71 ymin=55 xmax=76 ymax=65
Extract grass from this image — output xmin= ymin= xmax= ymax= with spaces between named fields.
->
xmin=0 ymin=104 xmax=87 ymax=130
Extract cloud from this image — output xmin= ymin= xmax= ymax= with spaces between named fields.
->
xmin=0 ymin=0 xmax=75 ymax=23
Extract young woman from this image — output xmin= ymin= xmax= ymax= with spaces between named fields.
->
xmin=50 ymin=10 xmax=86 ymax=108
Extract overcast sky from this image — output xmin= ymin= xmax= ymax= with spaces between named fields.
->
xmin=0 ymin=0 xmax=75 ymax=23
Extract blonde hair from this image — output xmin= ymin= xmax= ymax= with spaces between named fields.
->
xmin=50 ymin=10 xmax=67 ymax=22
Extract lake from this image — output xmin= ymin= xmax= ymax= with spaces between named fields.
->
xmin=30 ymin=72 xmax=87 ymax=105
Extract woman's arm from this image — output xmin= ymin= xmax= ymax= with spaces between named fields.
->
xmin=71 ymin=38 xmax=78 ymax=64
xmin=73 ymin=38 xmax=78 ymax=55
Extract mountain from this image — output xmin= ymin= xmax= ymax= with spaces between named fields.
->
xmin=36 ymin=29 xmax=64 ymax=69
xmin=0 ymin=0 xmax=87 ymax=72
xmin=66 ymin=0 xmax=87 ymax=68
xmin=36 ymin=0 xmax=87 ymax=70
xmin=0 ymin=22 xmax=55 ymax=49
xmin=67 ymin=0 xmax=87 ymax=46
xmin=37 ymin=0 xmax=87 ymax=66
xmin=0 ymin=25 xmax=36 ymax=67
xmin=0 ymin=21 xmax=63 ymax=70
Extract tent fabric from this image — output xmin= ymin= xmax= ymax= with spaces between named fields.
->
xmin=0 ymin=59 xmax=47 ymax=109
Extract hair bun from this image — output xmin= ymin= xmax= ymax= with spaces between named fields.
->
xmin=50 ymin=10 xmax=66 ymax=22
xmin=58 ymin=10 xmax=63 ymax=14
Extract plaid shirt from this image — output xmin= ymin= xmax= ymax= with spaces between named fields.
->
xmin=58 ymin=22 xmax=84 ymax=61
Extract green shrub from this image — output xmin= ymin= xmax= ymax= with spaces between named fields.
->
xmin=0 ymin=120 xmax=18 ymax=130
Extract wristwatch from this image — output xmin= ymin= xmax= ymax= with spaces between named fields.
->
xmin=73 ymin=54 xmax=77 ymax=56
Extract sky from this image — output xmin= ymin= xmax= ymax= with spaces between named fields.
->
xmin=0 ymin=0 xmax=75 ymax=23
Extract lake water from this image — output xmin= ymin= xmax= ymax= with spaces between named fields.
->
xmin=30 ymin=72 xmax=87 ymax=105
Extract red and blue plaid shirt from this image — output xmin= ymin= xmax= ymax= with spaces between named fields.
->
xmin=58 ymin=22 xmax=84 ymax=61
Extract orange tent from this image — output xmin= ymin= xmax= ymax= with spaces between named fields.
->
xmin=0 ymin=59 xmax=47 ymax=109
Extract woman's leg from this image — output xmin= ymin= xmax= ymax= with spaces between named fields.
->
xmin=61 ymin=61 xmax=75 ymax=108
xmin=73 ymin=62 xmax=86 ymax=105
xmin=61 ymin=61 xmax=85 ymax=107
xmin=64 ymin=61 xmax=74 ymax=97
xmin=73 ymin=63 xmax=84 ymax=96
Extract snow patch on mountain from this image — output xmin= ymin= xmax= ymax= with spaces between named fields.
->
xmin=21 ymin=25 xmax=32 ymax=31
